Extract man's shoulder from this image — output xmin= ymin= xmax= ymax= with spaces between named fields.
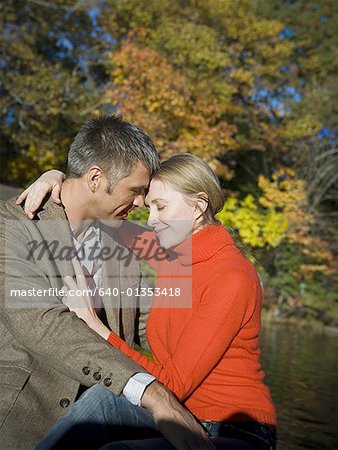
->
xmin=1 ymin=195 xmax=66 ymax=221
xmin=0 ymin=196 xmax=26 ymax=220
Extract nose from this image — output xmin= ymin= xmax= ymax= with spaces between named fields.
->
xmin=133 ymin=194 xmax=144 ymax=208
xmin=147 ymin=208 xmax=159 ymax=228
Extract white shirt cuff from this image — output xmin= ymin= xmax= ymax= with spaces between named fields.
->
xmin=123 ymin=373 xmax=156 ymax=406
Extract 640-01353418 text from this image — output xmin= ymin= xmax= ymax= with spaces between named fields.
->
xmin=99 ymin=287 xmax=182 ymax=297
xmin=8 ymin=287 xmax=182 ymax=298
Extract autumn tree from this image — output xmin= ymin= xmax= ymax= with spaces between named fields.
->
xmin=1 ymin=0 xmax=110 ymax=183
xmin=1 ymin=0 xmax=337 ymax=322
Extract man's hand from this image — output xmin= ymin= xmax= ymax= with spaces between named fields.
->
xmin=16 ymin=169 xmax=65 ymax=218
xmin=142 ymin=382 xmax=216 ymax=450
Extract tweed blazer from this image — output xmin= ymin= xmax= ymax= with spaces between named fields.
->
xmin=0 ymin=197 xmax=148 ymax=449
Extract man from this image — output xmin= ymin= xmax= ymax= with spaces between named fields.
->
xmin=0 ymin=115 xmax=211 ymax=449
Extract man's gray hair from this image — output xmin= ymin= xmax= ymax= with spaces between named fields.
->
xmin=66 ymin=114 xmax=160 ymax=191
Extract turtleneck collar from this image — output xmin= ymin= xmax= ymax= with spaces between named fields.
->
xmin=172 ymin=222 xmax=236 ymax=265
xmin=191 ymin=222 xmax=236 ymax=263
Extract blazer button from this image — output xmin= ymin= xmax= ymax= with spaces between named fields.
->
xmin=60 ymin=398 xmax=70 ymax=408
xmin=82 ymin=366 xmax=90 ymax=375
xmin=93 ymin=371 xmax=101 ymax=381
xmin=103 ymin=377 xmax=112 ymax=387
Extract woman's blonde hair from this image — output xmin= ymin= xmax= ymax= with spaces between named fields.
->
xmin=155 ymin=153 xmax=226 ymax=222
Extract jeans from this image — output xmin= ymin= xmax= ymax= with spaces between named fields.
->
xmin=37 ymin=385 xmax=159 ymax=449
xmin=37 ymin=385 xmax=277 ymax=450
xmin=201 ymin=421 xmax=277 ymax=450
xmin=101 ymin=422 xmax=277 ymax=450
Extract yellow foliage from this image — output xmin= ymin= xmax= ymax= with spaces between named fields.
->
xmin=263 ymin=212 xmax=289 ymax=247
xmin=283 ymin=115 xmax=322 ymax=140
xmin=258 ymin=168 xmax=314 ymax=243
xmin=216 ymin=194 xmax=288 ymax=248
xmin=230 ymin=69 xmax=255 ymax=88
xmin=258 ymin=168 xmax=337 ymax=279
xmin=217 ymin=167 xmax=336 ymax=285
xmin=7 ymin=144 xmax=65 ymax=185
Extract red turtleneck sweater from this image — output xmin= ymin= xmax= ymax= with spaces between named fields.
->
xmin=109 ymin=223 xmax=276 ymax=424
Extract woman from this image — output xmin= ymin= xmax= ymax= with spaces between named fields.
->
xmin=19 ymin=154 xmax=277 ymax=449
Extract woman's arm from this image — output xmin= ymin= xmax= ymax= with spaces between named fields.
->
xmin=105 ymin=268 xmax=256 ymax=401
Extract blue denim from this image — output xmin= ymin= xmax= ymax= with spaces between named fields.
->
xmin=101 ymin=436 xmax=252 ymax=449
xmin=37 ymin=384 xmax=276 ymax=450
xmin=201 ymin=420 xmax=277 ymax=450
xmin=101 ymin=422 xmax=276 ymax=450
xmin=36 ymin=385 xmax=159 ymax=449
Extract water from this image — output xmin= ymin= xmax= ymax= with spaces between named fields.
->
xmin=260 ymin=323 xmax=338 ymax=449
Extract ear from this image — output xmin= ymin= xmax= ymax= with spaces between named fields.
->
xmin=194 ymin=192 xmax=209 ymax=219
xmin=85 ymin=166 xmax=104 ymax=193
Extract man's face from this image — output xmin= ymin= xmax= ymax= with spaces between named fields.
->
xmin=91 ymin=162 xmax=150 ymax=221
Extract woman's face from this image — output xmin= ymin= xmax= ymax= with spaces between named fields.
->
xmin=145 ymin=178 xmax=199 ymax=249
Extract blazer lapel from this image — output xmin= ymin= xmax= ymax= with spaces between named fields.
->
xmin=100 ymin=225 xmax=140 ymax=343
xmin=35 ymin=198 xmax=76 ymax=281
xmin=100 ymin=227 xmax=121 ymax=334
